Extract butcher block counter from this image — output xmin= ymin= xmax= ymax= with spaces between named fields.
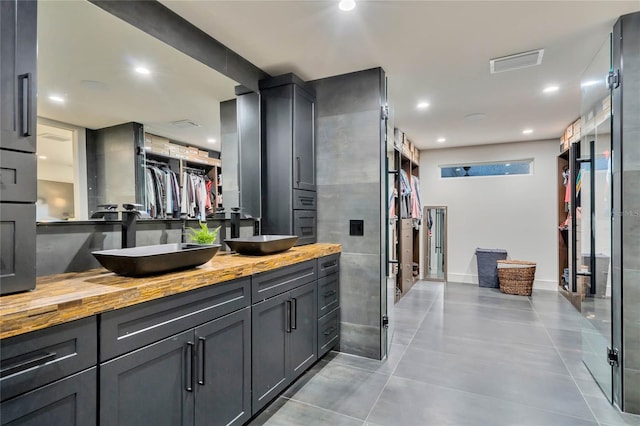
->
xmin=0 ymin=243 xmax=341 ymax=339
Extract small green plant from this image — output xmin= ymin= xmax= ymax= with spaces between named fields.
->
xmin=186 ymin=222 xmax=221 ymax=245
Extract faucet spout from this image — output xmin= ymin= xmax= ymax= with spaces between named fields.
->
xmin=122 ymin=203 xmax=143 ymax=248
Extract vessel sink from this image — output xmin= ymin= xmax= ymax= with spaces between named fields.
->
xmin=225 ymin=235 xmax=298 ymax=256
xmin=92 ymin=243 xmax=221 ymax=277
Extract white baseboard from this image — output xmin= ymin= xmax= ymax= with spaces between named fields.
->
xmin=446 ymin=273 xmax=558 ymax=291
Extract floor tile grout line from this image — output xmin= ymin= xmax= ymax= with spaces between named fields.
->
xmin=278 ymin=395 xmax=371 ymax=424
xmin=392 ymin=373 xmax=601 ymax=424
xmin=442 ymin=299 xmax=538 ymax=314
xmin=362 ymin=281 xmax=443 ymax=425
xmin=529 ymin=293 xmax=604 ymax=426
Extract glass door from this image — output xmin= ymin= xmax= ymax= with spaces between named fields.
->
xmin=579 ymin=35 xmax=614 ymax=402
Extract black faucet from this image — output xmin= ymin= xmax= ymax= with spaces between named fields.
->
xmin=121 ymin=203 xmax=144 ymax=248
xmin=230 ymin=207 xmax=241 ymax=239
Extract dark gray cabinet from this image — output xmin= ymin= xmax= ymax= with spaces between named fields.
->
xmin=0 ymin=368 xmax=97 ymax=426
xmin=0 ymin=0 xmax=37 ymax=153
xmin=252 ymin=281 xmax=317 ymax=415
xmin=0 ymin=0 xmax=37 ymax=295
xmin=260 ymin=73 xmax=316 ymax=244
xmin=0 ymin=317 xmax=97 ymax=425
xmin=317 ymin=255 xmax=341 ymax=358
xmin=251 ymin=259 xmax=319 ymax=415
xmin=99 ymin=279 xmax=251 ymax=426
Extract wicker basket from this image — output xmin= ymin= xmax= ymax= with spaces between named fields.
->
xmin=497 ymin=260 xmax=536 ymax=296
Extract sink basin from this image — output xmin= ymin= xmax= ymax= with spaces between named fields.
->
xmin=92 ymin=243 xmax=221 ymax=277
xmin=225 ymin=235 xmax=298 ymax=256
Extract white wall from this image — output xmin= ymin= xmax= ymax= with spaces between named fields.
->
xmin=420 ymin=139 xmax=559 ymax=290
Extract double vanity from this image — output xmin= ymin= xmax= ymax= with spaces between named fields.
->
xmin=0 ymin=243 xmax=341 ymax=425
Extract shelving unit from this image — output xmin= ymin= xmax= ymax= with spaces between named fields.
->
xmin=393 ymin=129 xmax=421 ymax=302
xmin=143 ymin=133 xmax=222 ymax=219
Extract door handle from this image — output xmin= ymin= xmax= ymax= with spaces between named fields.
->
xmin=197 ymin=337 xmax=206 ymax=386
xmin=19 ymin=73 xmax=31 ymax=137
xmin=285 ymin=300 xmax=292 ymax=333
xmin=291 ymin=298 xmax=297 ymax=330
xmin=185 ymin=342 xmax=195 ymax=392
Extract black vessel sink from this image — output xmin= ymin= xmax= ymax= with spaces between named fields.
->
xmin=92 ymin=243 xmax=221 ymax=277
xmin=225 ymin=235 xmax=298 ymax=256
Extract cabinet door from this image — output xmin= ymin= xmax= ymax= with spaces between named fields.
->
xmin=251 ymin=292 xmax=289 ymax=415
xmin=0 ymin=368 xmax=97 ymax=426
xmin=289 ymin=281 xmax=318 ymax=379
xmin=0 ymin=0 xmax=37 ymax=153
xmin=100 ymin=330 xmax=195 ymax=426
xmin=292 ymin=86 xmax=315 ymax=191
xmin=195 ymin=307 xmax=251 ymax=426
xmin=0 ymin=203 xmax=35 ymax=295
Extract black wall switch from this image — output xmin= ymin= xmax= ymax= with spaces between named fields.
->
xmin=350 ymin=220 xmax=364 ymax=236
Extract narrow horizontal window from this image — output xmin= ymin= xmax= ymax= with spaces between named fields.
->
xmin=440 ymin=160 xmax=532 ymax=178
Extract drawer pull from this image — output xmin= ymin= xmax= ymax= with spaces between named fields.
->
xmin=0 ymin=351 xmax=56 ymax=378
xmin=324 ymin=290 xmax=337 ymax=298
xmin=291 ymin=298 xmax=297 ymax=330
xmin=300 ymin=198 xmax=314 ymax=206
xmin=285 ymin=300 xmax=292 ymax=333
xmin=321 ymin=261 xmax=337 ymax=269
xmin=323 ymin=326 xmax=337 ymax=336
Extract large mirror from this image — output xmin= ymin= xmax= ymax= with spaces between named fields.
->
xmin=36 ymin=0 xmax=257 ymax=221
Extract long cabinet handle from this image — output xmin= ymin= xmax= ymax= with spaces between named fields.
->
xmin=19 ymin=73 xmax=31 ymax=137
xmin=185 ymin=342 xmax=195 ymax=392
xmin=296 ymin=157 xmax=301 ymax=185
xmin=197 ymin=337 xmax=206 ymax=386
xmin=285 ymin=300 xmax=292 ymax=333
xmin=291 ymin=298 xmax=297 ymax=330
xmin=0 ymin=351 xmax=56 ymax=378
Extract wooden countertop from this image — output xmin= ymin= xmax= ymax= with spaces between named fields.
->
xmin=0 ymin=243 xmax=341 ymax=339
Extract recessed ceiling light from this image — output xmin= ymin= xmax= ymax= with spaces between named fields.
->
xmin=48 ymin=95 xmax=65 ymax=103
xmin=38 ymin=155 xmax=47 ymax=160
xmin=522 ymin=129 xmax=533 ymax=134
xmin=135 ymin=66 xmax=151 ymax=75
xmin=543 ymin=85 xmax=559 ymax=93
xmin=437 ymin=138 xmax=446 ymax=143
xmin=207 ymin=138 xmax=217 ymax=144
xmin=338 ymin=0 xmax=356 ymax=11
xmin=417 ymin=102 xmax=430 ymax=109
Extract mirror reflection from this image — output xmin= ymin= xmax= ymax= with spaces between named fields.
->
xmin=424 ymin=206 xmax=447 ymax=281
xmin=36 ymin=0 xmax=252 ymax=221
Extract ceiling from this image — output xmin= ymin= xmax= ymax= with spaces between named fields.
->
xmin=160 ymin=0 xmax=639 ymax=150
xmin=37 ymin=0 xmax=238 ymax=152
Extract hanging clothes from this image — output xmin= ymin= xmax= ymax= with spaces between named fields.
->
xmin=399 ymin=169 xmax=412 ymax=219
xmin=410 ymin=175 xmax=422 ymax=221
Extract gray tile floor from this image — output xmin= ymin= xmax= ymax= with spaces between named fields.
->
xmin=249 ymin=281 xmax=640 ymax=426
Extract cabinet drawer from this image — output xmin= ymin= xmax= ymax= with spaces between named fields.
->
xmin=293 ymin=210 xmax=316 ymax=246
xmin=0 ymin=367 xmax=97 ymax=426
xmin=317 ymin=272 xmax=339 ymax=318
xmin=100 ymin=277 xmax=250 ymax=361
xmin=252 ymin=260 xmax=316 ymax=302
xmin=318 ymin=308 xmax=340 ymax=358
xmin=293 ymin=189 xmax=316 ymax=210
xmin=0 ymin=317 xmax=97 ymax=401
xmin=317 ymin=253 xmax=340 ymax=278
xmin=0 ymin=203 xmax=35 ymax=295
xmin=0 ymin=150 xmax=35 ymax=202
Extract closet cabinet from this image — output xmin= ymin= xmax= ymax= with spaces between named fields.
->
xmin=0 ymin=0 xmax=37 ymax=295
xmin=251 ymin=261 xmax=318 ymax=414
xmin=260 ymin=74 xmax=317 ymax=244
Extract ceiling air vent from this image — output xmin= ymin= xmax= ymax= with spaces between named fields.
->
xmin=490 ymin=49 xmax=544 ymax=74
xmin=169 ymin=119 xmax=200 ymax=129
